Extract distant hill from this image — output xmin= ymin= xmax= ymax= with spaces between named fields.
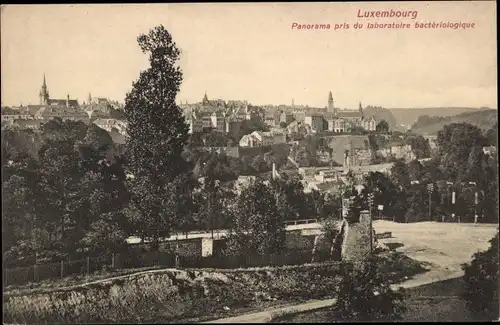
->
xmin=410 ymin=109 xmax=498 ymax=135
xmin=389 ymin=107 xmax=494 ymax=127
xmin=363 ymin=106 xmax=399 ymax=131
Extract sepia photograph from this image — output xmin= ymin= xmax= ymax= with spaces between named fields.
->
xmin=1 ymin=2 xmax=498 ymax=323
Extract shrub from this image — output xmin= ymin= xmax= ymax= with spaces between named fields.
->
xmin=461 ymin=231 xmax=499 ymax=320
xmin=330 ymin=255 xmax=407 ymax=321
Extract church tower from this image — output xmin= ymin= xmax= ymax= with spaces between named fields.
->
xmin=359 ymin=101 xmax=364 ymax=118
xmin=328 ymin=91 xmax=336 ymax=115
xmin=39 ymin=74 xmax=50 ymax=105
xmin=202 ymin=91 xmax=209 ymax=105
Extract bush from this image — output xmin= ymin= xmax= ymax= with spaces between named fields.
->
xmin=461 ymin=232 xmax=499 ymax=320
xmin=329 ymin=255 xmax=407 ymax=321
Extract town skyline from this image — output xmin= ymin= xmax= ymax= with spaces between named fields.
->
xmin=1 ymin=2 xmax=497 ymax=109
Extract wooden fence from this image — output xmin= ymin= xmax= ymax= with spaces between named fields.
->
xmin=4 ymin=249 xmax=313 ymax=287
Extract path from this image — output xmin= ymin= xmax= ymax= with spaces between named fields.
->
xmin=201 ymin=270 xmax=464 ymax=324
xmin=203 ymin=221 xmax=497 ymax=323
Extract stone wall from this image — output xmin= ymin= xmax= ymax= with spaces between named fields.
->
xmin=341 ymin=210 xmax=375 ymax=262
xmin=158 ymin=238 xmax=202 ymax=256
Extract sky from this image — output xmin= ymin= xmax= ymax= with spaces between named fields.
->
xmin=1 ymin=2 xmax=497 ymax=109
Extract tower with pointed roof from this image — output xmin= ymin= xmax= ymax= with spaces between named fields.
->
xmin=202 ymin=91 xmax=209 ymax=105
xmin=359 ymin=101 xmax=364 ymax=118
xmin=39 ymin=74 xmax=50 ymax=105
xmin=328 ymin=91 xmax=336 ymax=115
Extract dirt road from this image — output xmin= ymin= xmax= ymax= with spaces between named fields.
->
xmin=202 ymin=221 xmax=497 ymax=324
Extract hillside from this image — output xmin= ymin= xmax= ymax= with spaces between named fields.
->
xmin=389 ymin=107 xmax=494 ymax=127
xmin=363 ymin=106 xmax=399 ymax=131
xmin=410 ymin=109 xmax=498 ymax=135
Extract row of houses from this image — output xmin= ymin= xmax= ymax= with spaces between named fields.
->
xmin=2 ymin=115 xmax=128 ymax=137
xmin=239 ymin=130 xmax=287 ymax=147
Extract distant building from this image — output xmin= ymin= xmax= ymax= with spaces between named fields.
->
xmin=239 ymin=130 xmax=286 ymax=147
xmin=34 ymin=106 xmax=89 ymax=122
xmin=199 ymin=146 xmax=240 ymax=158
xmin=279 ymin=111 xmax=294 ymax=125
xmin=286 ymin=120 xmax=313 ymax=136
xmin=39 ymin=74 xmax=79 ymax=108
xmin=93 ymin=118 xmax=128 ymax=135
xmin=305 ymin=93 xmax=376 ymax=133
xmin=1 ymin=114 xmax=34 ymax=122
xmin=11 ymin=119 xmax=44 ymax=130
xmin=264 ymin=112 xmax=277 ymax=127
xmin=376 ymin=143 xmax=414 ymax=162
xmin=304 ymin=114 xmax=325 ymax=132
xmin=324 ymin=135 xmax=372 ymax=167
xmin=361 ymin=115 xmax=377 ymax=132
xmin=210 ymin=111 xmax=226 ymax=133
xmin=15 ymin=74 xmax=90 ymax=123
xmin=184 ymin=93 xmax=251 ymax=135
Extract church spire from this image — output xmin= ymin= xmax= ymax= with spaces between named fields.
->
xmin=39 ymin=74 xmax=49 ymax=105
xmin=202 ymin=91 xmax=209 ymax=105
xmin=328 ymin=91 xmax=335 ymax=114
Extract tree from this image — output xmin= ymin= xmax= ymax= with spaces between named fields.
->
xmin=195 ymin=152 xmax=238 ymax=235
xmin=2 ymin=154 xmax=42 ymax=266
xmin=37 ymin=138 xmax=86 ymax=258
xmin=485 ymin=121 xmax=498 ymax=147
xmin=269 ymin=175 xmax=308 ymax=221
xmin=437 ymin=123 xmax=487 ymax=180
xmin=124 ymin=25 xmax=193 ymax=249
xmin=250 ymin=154 xmax=268 ymax=173
xmin=77 ymin=158 xmax=131 ymax=255
xmin=390 ymin=159 xmax=410 ymax=188
xmin=461 ymin=232 xmax=499 ymax=320
xmin=226 ymin=180 xmax=285 ymax=256
xmin=363 ymin=172 xmax=398 ymax=219
xmin=331 ymin=256 xmax=406 ymax=321
xmin=406 ymin=135 xmax=431 ymax=159
xmin=376 ymin=120 xmax=390 ymax=133
xmin=294 ymin=146 xmax=315 ymax=167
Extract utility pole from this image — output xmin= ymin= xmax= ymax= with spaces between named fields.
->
xmin=469 ymin=182 xmax=478 ymax=224
xmin=368 ymin=193 xmax=374 ymax=253
xmin=452 ymin=190 xmax=456 ymax=222
xmin=427 ymin=183 xmax=434 ymax=221
xmin=474 ymin=191 xmax=478 ymax=224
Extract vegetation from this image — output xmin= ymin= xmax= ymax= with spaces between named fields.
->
xmin=3 ymin=262 xmax=345 ymax=324
xmin=375 ymin=119 xmax=390 ymax=133
xmin=461 ymin=232 xmax=499 ymax=320
xmin=359 ymin=122 xmax=500 ymax=224
xmin=332 ymin=256 xmax=407 ymax=321
xmin=226 ymin=179 xmax=286 ymax=256
xmin=410 ymin=109 xmax=498 ymax=135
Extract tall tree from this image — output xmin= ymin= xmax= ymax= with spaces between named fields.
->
xmin=124 ymin=25 xmax=192 ymax=248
